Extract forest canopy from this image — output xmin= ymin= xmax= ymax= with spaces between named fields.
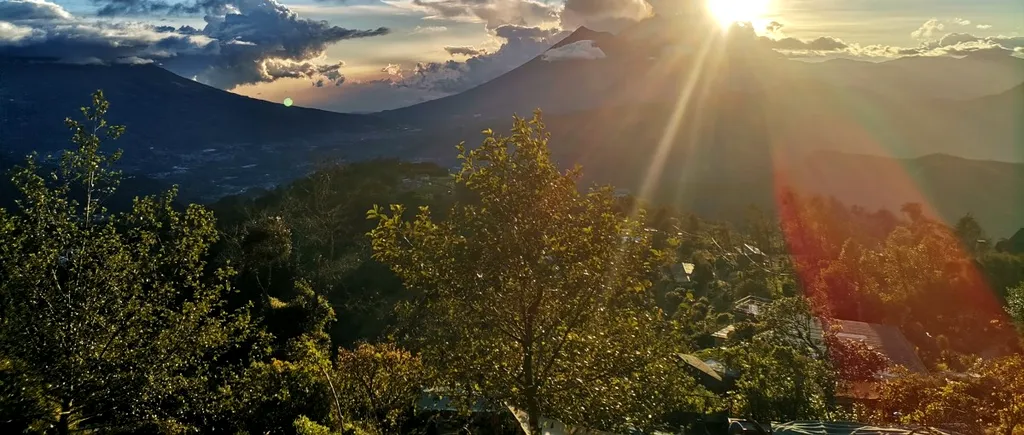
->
xmin=1 ymin=92 xmax=1022 ymax=435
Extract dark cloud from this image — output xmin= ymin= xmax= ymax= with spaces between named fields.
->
xmin=0 ymin=0 xmax=390 ymax=89
xmin=560 ymin=0 xmax=652 ymax=32
xmin=445 ymin=45 xmax=485 ymax=56
xmin=764 ymin=21 xmax=783 ymax=34
xmin=0 ymin=0 xmax=73 ymax=21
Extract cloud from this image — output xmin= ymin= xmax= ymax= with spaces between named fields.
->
xmin=778 ymin=30 xmax=1024 ymax=60
xmin=410 ymin=0 xmax=558 ymax=29
xmin=444 ymin=45 xmax=485 ymax=56
xmin=0 ymin=0 xmax=73 ymax=20
xmin=0 ymin=21 xmax=44 ymax=44
xmin=393 ymin=25 xmax=565 ymax=92
xmin=0 ymin=0 xmax=390 ymax=89
xmin=952 ymin=17 xmax=971 ymax=26
xmin=541 ymin=39 xmax=606 ymax=61
xmin=911 ymin=18 xmax=945 ymax=40
xmin=764 ymin=20 xmax=783 ymax=34
xmin=410 ymin=25 xmax=447 ymax=33
xmin=320 ymin=24 xmax=568 ymax=112
xmin=560 ymin=0 xmax=653 ymax=32
xmin=977 ymin=24 xmax=992 ymax=30
xmin=763 ymin=35 xmax=848 ymax=52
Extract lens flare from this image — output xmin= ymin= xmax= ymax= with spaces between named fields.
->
xmin=707 ymin=0 xmax=771 ymax=28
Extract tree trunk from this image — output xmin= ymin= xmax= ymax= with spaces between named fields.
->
xmin=524 ymin=339 xmax=540 ymax=433
xmin=56 ymin=399 xmax=72 ymax=435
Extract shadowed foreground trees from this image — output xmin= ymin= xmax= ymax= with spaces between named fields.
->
xmin=0 ymin=91 xmax=260 ymax=433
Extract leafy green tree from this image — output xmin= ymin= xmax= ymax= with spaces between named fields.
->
xmin=368 ymin=112 xmax=679 ymax=433
xmin=721 ymin=338 xmax=835 ymax=422
xmin=0 ymin=91 xmax=258 ymax=433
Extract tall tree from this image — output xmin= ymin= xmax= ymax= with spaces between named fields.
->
xmin=368 ymin=112 xmax=679 ymax=433
xmin=0 ymin=91 xmax=257 ymax=433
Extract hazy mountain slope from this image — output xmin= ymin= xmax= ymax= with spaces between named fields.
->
xmin=0 ymin=59 xmax=401 ymax=200
xmin=0 ymin=59 xmax=387 ymax=155
xmin=792 ymin=151 xmax=1024 ymax=238
xmin=789 ymin=54 xmax=1024 ymax=100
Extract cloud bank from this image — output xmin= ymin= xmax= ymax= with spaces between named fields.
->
xmin=0 ymin=0 xmax=389 ymax=89
xmin=762 ymin=19 xmax=1024 ymax=59
xmin=541 ymin=39 xmax=606 ymax=61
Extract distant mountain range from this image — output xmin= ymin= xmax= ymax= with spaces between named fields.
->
xmin=0 ymin=58 xmax=401 ymax=200
xmin=1 ymin=23 xmax=1022 ymax=236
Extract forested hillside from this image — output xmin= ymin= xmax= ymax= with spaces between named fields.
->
xmin=2 ymin=93 xmax=1023 ymax=434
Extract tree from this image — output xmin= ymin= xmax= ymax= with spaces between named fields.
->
xmin=368 ymin=112 xmax=678 ymax=433
xmin=953 ymin=213 xmax=986 ymax=256
xmin=0 ymin=91 xmax=258 ymax=433
xmin=721 ymin=338 xmax=835 ymax=422
xmin=334 ymin=342 xmax=425 ymax=432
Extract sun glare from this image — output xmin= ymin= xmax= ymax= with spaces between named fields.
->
xmin=707 ymin=0 xmax=771 ymax=28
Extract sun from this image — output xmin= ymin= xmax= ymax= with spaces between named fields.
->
xmin=707 ymin=0 xmax=771 ymax=28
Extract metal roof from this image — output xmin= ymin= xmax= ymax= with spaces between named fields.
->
xmin=772 ymin=421 xmax=957 ymax=435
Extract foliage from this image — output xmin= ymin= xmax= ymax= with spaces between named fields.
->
xmin=0 ymin=91 xmax=259 ymax=433
xmin=334 ymin=342 xmax=425 ymax=432
xmin=1007 ymin=282 xmax=1024 ymax=331
xmin=717 ymin=296 xmax=836 ymax=422
xmin=212 ymin=159 xmax=452 ymax=346
xmin=294 ymin=415 xmax=335 ymax=435
xmin=368 ymin=112 xmax=682 ymax=433
xmin=721 ymin=337 xmax=835 ymax=422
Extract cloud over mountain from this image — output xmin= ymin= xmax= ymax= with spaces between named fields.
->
xmin=0 ymin=0 xmax=389 ymax=89
xmin=762 ymin=19 xmax=1024 ymax=59
xmin=319 ymin=24 xmax=568 ymax=112
xmin=560 ymin=0 xmax=653 ymax=32
xmin=541 ymin=39 xmax=606 ymax=61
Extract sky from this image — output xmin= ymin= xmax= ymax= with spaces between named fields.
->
xmin=1 ymin=0 xmax=1022 ymax=112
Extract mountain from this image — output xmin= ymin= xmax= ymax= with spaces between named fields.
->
xmin=791 ymin=151 xmax=1024 ymax=238
xmin=378 ymin=26 xmax=629 ymax=124
xmin=0 ymin=58 xmax=401 ymax=200
xmin=792 ymin=53 xmax=1024 ymax=100
xmin=371 ymin=24 xmax=1024 ymax=236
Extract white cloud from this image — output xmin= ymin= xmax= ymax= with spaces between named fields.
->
xmin=911 ymin=18 xmax=945 ymax=40
xmin=952 ymin=18 xmax=971 ymax=26
xmin=541 ymin=39 xmax=606 ymax=61
xmin=410 ymin=0 xmax=559 ymax=29
xmin=411 ymin=25 xmax=447 ymax=34
xmin=977 ymin=24 xmax=992 ymax=30
xmin=321 ymin=24 xmax=569 ymax=112
xmin=0 ymin=0 xmax=73 ymax=21
xmin=0 ymin=20 xmax=43 ymax=44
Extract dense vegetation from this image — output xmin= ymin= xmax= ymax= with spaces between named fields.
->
xmin=1 ymin=92 xmax=1023 ymax=434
